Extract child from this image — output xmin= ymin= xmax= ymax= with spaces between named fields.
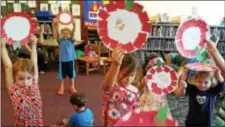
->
xmin=63 ymin=92 xmax=94 ymax=127
xmin=139 ymin=53 xmax=172 ymax=118
xmin=175 ymin=66 xmax=225 ymax=126
xmin=102 ymin=47 xmax=142 ymax=126
xmin=56 ymin=21 xmax=82 ymax=95
xmin=1 ymin=35 xmax=43 ymax=126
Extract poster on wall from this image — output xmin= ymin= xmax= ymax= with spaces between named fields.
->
xmin=61 ymin=4 xmax=70 ymax=12
xmin=51 ymin=4 xmax=59 ymax=15
xmin=13 ymin=3 xmax=22 ymax=12
xmin=72 ymin=4 xmax=80 ymax=16
xmin=40 ymin=4 xmax=49 ymax=11
xmin=83 ymin=0 xmax=102 ymax=27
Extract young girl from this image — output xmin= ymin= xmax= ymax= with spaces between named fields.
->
xmin=175 ymin=66 xmax=225 ymax=126
xmin=1 ymin=35 xmax=43 ymax=126
xmin=56 ymin=21 xmax=83 ymax=95
xmin=139 ymin=53 xmax=172 ymax=117
xmin=102 ymin=47 xmax=142 ymax=126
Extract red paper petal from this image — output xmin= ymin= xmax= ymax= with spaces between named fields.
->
xmin=133 ymin=33 xmax=147 ymax=48
xmin=8 ymin=38 xmax=14 ymax=45
xmin=102 ymin=36 xmax=111 ymax=45
xmin=167 ymin=85 xmax=174 ymax=92
xmin=152 ymin=84 xmax=162 ymax=95
xmin=142 ymin=22 xmax=152 ymax=32
xmin=156 ymin=67 xmax=162 ymax=72
xmin=165 ymin=119 xmax=177 ymax=126
xmin=150 ymin=68 xmax=156 ymax=74
xmin=115 ymin=1 xmax=125 ymax=9
xmin=110 ymin=39 xmax=119 ymax=48
xmin=131 ymin=3 xmax=144 ymax=13
xmin=170 ymin=71 xmax=177 ymax=80
xmin=146 ymin=74 xmax=152 ymax=80
xmin=98 ymin=9 xmax=110 ymax=19
xmin=122 ymin=43 xmax=135 ymax=52
xmin=98 ymin=20 xmax=108 ymax=29
xmin=171 ymin=81 xmax=177 ymax=87
xmin=98 ymin=29 xmax=108 ymax=38
xmin=163 ymin=88 xmax=169 ymax=95
xmin=21 ymin=37 xmax=29 ymax=45
xmin=105 ymin=3 xmax=117 ymax=12
xmin=164 ymin=66 xmax=170 ymax=72
xmin=138 ymin=11 xmax=149 ymax=22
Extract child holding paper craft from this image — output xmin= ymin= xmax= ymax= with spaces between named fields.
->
xmin=1 ymin=35 xmax=43 ymax=126
xmin=175 ymin=66 xmax=225 ymax=126
xmin=139 ymin=53 xmax=172 ymax=118
xmin=102 ymin=47 xmax=142 ymax=126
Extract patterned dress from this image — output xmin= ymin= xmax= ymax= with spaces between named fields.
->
xmin=8 ymin=82 xmax=43 ymax=126
xmin=139 ymin=89 xmax=172 ymax=118
xmin=102 ymin=84 xmax=140 ymax=126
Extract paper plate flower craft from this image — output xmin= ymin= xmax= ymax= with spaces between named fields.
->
xmin=116 ymin=104 xmax=179 ymax=126
xmin=1 ymin=12 xmax=37 ymax=46
xmin=175 ymin=18 xmax=210 ymax=58
xmin=185 ymin=62 xmax=218 ymax=72
xmin=56 ymin=12 xmax=73 ymax=25
xmin=97 ymin=0 xmax=151 ymax=53
xmin=145 ymin=65 xmax=178 ymax=95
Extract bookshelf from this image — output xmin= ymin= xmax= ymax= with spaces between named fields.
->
xmin=136 ymin=22 xmax=225 ymax=64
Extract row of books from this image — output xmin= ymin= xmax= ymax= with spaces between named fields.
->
xmin=150 ymin=25 xmax=225 ymax=41
xmin=143 ymin=39 xmax=177 ymax=51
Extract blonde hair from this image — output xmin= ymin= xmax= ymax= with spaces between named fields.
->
xmin=196 ymin=71 xmax=218 ymax=87
xmin=12 ymin=58 xmax=34 ymax=77
xmin=61 ymin=27 xmax=72 ymax=36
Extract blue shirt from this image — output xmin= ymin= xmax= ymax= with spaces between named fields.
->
xmin=186 ymin=82 xmax=225 ymax=126
xmin=68 ymin=108 xmax=94 ymax=127
xmin=58 ymin=39 xmax=76 ymax=62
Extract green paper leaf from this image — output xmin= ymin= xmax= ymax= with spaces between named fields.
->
xmin=157 ymin=59 xmax=162 ymax=67
xmin=195 ymin=47 xmax=208 ymax=62
xmin=13 ymin=41 xmax=21 ymax=50
xmin=156 ymin=104 xmax=169 ymax=121
xmin=126 ymin=0 xmax=135 ymax=10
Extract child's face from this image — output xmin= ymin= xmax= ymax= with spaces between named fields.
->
xmin=118 ymin=69 xmax=136 ymax=87
xmin=61 ymin=30 xmax=71 ymax=39
xmin=15 ymin=71 xmax=34 ymax=87
xmin=196 ymin=76 xmax=212 ymax=91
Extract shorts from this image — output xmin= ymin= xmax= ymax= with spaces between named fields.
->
xmin=58 ymin=60 xmax=76 ymax=80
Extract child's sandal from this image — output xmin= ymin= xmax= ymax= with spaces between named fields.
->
xmin=57 ymin=87 xmax=64 ymax=95
xmin=70 ymin=87 xmax=77 ymax=94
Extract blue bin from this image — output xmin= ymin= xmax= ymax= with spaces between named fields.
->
xmin=35 ymin=11 xmax=53 ymax=21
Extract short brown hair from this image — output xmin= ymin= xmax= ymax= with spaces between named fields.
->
xmin=13 ymin=58 xmax=34 ymax=77
xmin=70 ymin=92 xmax=87 ymax=107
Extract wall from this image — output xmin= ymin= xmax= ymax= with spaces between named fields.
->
xmin=137 ymin=1 xmax=225 ymax=25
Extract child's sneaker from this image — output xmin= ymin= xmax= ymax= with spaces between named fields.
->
xmin=57 ymin=87 xmax=64 ymax=95
xmin=70 ymin=87 xmax=77 ymax=94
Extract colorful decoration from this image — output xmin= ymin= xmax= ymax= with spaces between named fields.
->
xmin=175 ymin=18 xmax=210 ymax=58
xmin=185 ymin=62 xmax=218 ymax=72
xmin=97 ymin=0 xmax=151 ymax=53
xmin=56 ymin=12 xmax=73 ymax=25
xmin=195 ymin=47 xmax=208 ymax=62
xmin=116 ymin=104 xmax=179 ymax=126
xmin=145 ymin=65 xmax=178 ymax=95
xmin=1 ymin=12 xmax=37 ymax=46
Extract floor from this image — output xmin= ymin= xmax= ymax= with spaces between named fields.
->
xmin=1 ymin=61 xmax=223 ymax=126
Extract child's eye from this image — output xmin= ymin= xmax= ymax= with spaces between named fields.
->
xmin=27 ymin=77 xmax=32 ymax=80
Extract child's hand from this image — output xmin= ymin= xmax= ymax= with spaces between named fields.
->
xmin=63 ymin=118 xmax=68 ymax=124
xmin=215 ymin=69 xmax=224 ymax=82
xmin=1 ymin=38 xmax=7 ymax=47
xmin=111 ymin=47 xmax=125 ymax=65
xmin=30 ymin=35 xmax=38 ymax=44
xmin=206 ymin=39 xmax=217 ymax=53
xmin=178 ymin=80 xmax=187 ymax=89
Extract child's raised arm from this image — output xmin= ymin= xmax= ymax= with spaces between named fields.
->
xmin=173 ymin=67 xmax=188 ymax=96
xmin=207 ymin=39 xmax=225 ymax=78
xmin=1 ymin=38 xmax=14 ymax=89
xmin=102 ymin=47 xmax=124 ymax=91
xmin=30 ymin=35 xmax=39 ymax=83
xmin=71 ymin=21 xmax=75 ymax=39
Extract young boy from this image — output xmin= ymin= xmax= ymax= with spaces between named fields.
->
xmin=63 ymin=92 xmax=94 ymax=127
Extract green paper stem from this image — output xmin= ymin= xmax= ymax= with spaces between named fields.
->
xmin=156 ymin=104 xmax=169 ymax=121
xmin=13 ymin=41 xmax=21 ymax=50
xmin=126 ymin=0 xmax=135 ymax=10
xmin=157 ymin=59 xmax=162 ymax=67
xmin=195 ymin=47 xmax=208 ymax=62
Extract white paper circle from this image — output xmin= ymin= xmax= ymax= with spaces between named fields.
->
xmin=107 ymin=9 xmax=142 ymax=44
xmin=4 ymin=16 xmax=30 ymax=40
xmin=59 ymin=13 xmax=71 ymax=24
xmin=151 ymin=72 xmax=171 ymax=89
xmin=182 ymin=27 xmax=201 ymax=50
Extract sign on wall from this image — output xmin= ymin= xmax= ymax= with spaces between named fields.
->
xmin=84 ymin=0 xmax=110 ymax=27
